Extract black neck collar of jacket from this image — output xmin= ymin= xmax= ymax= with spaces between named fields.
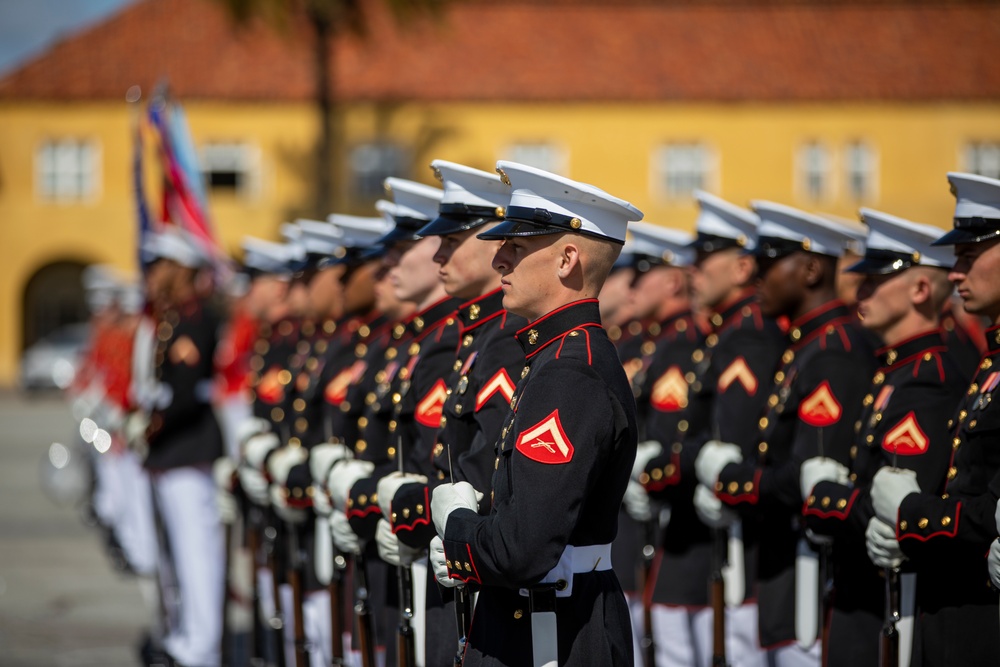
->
xmin=709 ymin=290 xmax=757 ymax=331
xmin=408 ymin=296 xmax=460 ymax=339
xmin=877 ymin=329 xmax=947 ymax=368
xmin=458 ymin=288 xmax=506 ymax=333
xmin=516 ymin=299 xmax=603 ymax=358
xmin=986 ymin=323 xmax=1000 ymax=353
xmin=788 ymin=299 xmax=851 ymax=346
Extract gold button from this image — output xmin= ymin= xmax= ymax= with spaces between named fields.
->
xmin=392 ymin=393 xmax=401 ymax=404
xmin=873 ymin=372 xmax=885 ymax=385
xmin=821 ymin=497 xmax=830 ymax=508
xmin=866 ymin=435 xmax=874 ymax=444
xmin=715 ymin=481 xmax=724 ymax=492
xmin=969 ymin=419 xmax=978 ymax=429
xmin=521 ymin=366 xmax=530 ymax=379
xmin=433 ymin=443 xmax=444 ymax=457
xmin=685 ymin=372 xmax=696 ymax=384
xmin=850 ymin=446 xmax=858 ymax=458
xmin=758 ymin=417 xmax=769 ymax=429
xmin=782 ymin=351 xmax=794 ymax=364
xmin=968 ymin=383 xmax=980 ymax=396
xmin=464 ymin=562 xmax=471 ymax=572
xmin=278 ymin=370 xmax=292 ymax=385
xmin=836 ymin=498 xmax=847 ymax=509
xmin=271 ymin=407 xmax=285 ymax=422
xmin=862 ymin=394 xmax=873 ymax=406
xmin=409 ymin=343 xmax=421 ymax=356
xmin=918 ymin=518 xmax=929 ymax=529
xmin=514 ymin=609 xmax=523 ymax=620
xmin=359 ymin=495 xmax=368 ymax=505
xmin=358 ymin=416 xmax=369 ymax=429
xmin=758 ymin=442 xmax=768 ymax=454
xmin=775 ymin=370 xmax=786 ymax=383
xmin=953 ymin=438 xmax=961 ymax=450
xmin=692 ymin=349 xmax=705 ymax=363
xmin=947 ymin=467 xmax=957 ymax=480
xmin=402 ymin=508 xmax=410 ymax=519
xmin=768 ymin=394 xmax=779 ymax=407
xmin=416 ymin=504 xmax=424 ymax=515
xmin=706 ymin=334 xmax=719 ymax=348
xmin=959 ymin=410 xmax=968 ymax=422
xmin=439 ymin=416 xmax=447 ymax=428
xmin=527 ymin=330 xmax=539 ymax=345
xmin=886 ymin=349 xmax=897 ymax=365
xmin=356 ymin=440 xmax=367 ymax=453
xmin=388 ymin=420 xmax=397 ymax=432
xmin=743 ymin=482 xmax=754 ymax=492
xmin=295 ymin=418 xmax=308 ymax=432
xmin=790 ymin=328 xmax=801 ymax=341
xmin=899 ymin=520 xmax=907 ymax=530
xmin=728 ymin=482 xmax=738 ymax=494
xmin=387 ymin=446 xmax=396 ymax=458
xmin=651 ymin=469 xmax=663 ymax=481
xmin=677 ymin=420 xmax=689 ymax=433
xmin=672 ymin=442 xmax=683 ymax=454
xmin=982 ymin=358 xmax=994 ymax=371
xmin=941 ymin=516 xmax=952 ymax=527
xmin=807 ymin=495 xmax=816 ymax=505
xmin=446 ymin=560 xmax=452 ymax=569
xmin=665 ymin=464 xmax=676 ymax=477
xmin=453 ymin=359 xmax=463 ymax=371
xmin=947 ymin=419 xmax=954 ymax=428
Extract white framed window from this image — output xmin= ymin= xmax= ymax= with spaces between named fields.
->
xmin=503 ymin=143 xmax=568 ymax=175
xmin=199 ymin=142 xmax=261 ymax=198
xmin=350 ymin=142 xmax=408 ymax=200
xmin=652 ymin=142 xmax=716 ymax=200
xmin=35 ymin=138 xmax=100 ymax=202
xmin=797 ymin=142 xmax=832 ymax=202
xmin=965 ymin=142 xmax=1000 ymax=180
xmin=844 ymin=141 xmax=878 ymax=202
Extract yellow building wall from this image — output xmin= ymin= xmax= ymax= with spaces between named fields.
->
xmin=0 ymin=99 xmax=998 ymax=385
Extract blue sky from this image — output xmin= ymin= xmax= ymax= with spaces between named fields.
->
xmin=0 ymin=0 xmax=138 ymax=75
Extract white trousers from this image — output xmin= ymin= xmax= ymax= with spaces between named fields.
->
xmin=765 ymin=641 xmax=820 ymax=667
xmin=155 ymin=465 xmax=224 ymax=667
xmin=116 ymin=449 xmax=158 ymax=575
xmin=215 ymin=395 xmax=251 ymax=461
xmin=630 ymin=603 xmax=766 ymax=667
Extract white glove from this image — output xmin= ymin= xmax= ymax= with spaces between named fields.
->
xmin=693 ymin=483 xmax=737 ymax=529
xmin=312 ymin=486 xmax=334 ymax=517
xmin=243 ymin=432 xmax=280 ymax=471
xmin=269 ymin=484 xmax=308 ymax=524
xmin=865 ymin=517 xmax=904 ymax=569
xmin=632 ymin=440 xmax=663 ymax=479
xmin=431 ymin=482 xmax=483 ymax=537
xmin=238 ymin=463 xmax=270 ymax=507
xmin=235 ymin=417 xmax=271 ymax=449
xmin=326 ymin=459 xmax=375 ymax=509
xmin=309 ymin=443 xmax=353 ymax=486
xmin=623 ymin=480 xmax=653 ymax=522
xmin=375 ymin=518 xmax=423 ymax=567
xmin=799 ymin=457 xmax=850 ymax=501
xmin=989 ymin=540 xmax=1000 ymax=589
xmin=267 ymin=446 xmax=309 ymax=485
xmin=430 ymin=536 xmax=461 ymax=588
xmin=376 ymin=471 xmax=429 ymax=519
xmin=695 ymin=440 xmax=743 ymax=488
xmin=212 ymin=457 xmax=238 ymax=525
xmin=330 ymin=511 xmax=361 ymax=554
xmin=871 ymin=467 xmax=920 ymax=524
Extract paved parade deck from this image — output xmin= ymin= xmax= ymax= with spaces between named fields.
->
xmin=0 ymin=391 xmax=146 ymax=666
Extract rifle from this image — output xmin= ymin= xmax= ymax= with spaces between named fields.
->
xmin=286 ymin=522 xmax=310 ymax=667
xmin=353 ymin=552 xmax=377 ymax=667
xmin=330 ymin=551 xmax=348 ymax=666
xmin=880 ymin=567 xmax=900 ymax=667
xmin=447 ymin=445 xmax=472 ymax=666
xmin=263 ymin=513 xmax=287 ymax=667
xmin=396 ymin=434 xmax=416 ymax=667
xmin=221 ymin=513 xmax=233 ymax=667
xmin=246 ymin=504 xmax=267 ymax=666
xmin=638 ymin=520 xmax=657 ymax=667
xmin=711 ymin=528 xmax=729 ymax=667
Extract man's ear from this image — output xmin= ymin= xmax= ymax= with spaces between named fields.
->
xmin=735 ymin=253 xmax=757 ymax=286
xmin=558 ymin=241 xmax=582 ymax=279
xmin=803 ymin=254 xmax=824 ymax=288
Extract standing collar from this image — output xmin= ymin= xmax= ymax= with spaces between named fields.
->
xmin=986 ymin=323 xmax=1000 ymax=354
xmin=407 ymin=296 xmax=460 ymax=338
xmin=457 ymin=288 xmax=506 ymax=333
xmin=788 ymin=299 xmax=851 ymax=346
xmin=515 ymin=299 xmax=603 ymax=356
xmin=876 ymin=329 xmax=947 ymax=368
xmin=708 ymin=289 xmax=757 ymax=331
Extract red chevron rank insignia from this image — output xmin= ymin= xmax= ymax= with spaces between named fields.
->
xmin=718 ymin=357 xmax=758 ymax=395
xmin=415 ymin=379 xmax=449 ymax=427
xmin=650 ymin=366 xmax=689 ymax=412
xmin=515 ymin=410 xmax=574 ymax=464
xmin=798 ymin=380 xmax=842 ymax=427
xmin=256 ymin=367 xmax=285 ymax=404
xmin=324 ymin=365 xmax=356 ymax=405
xmin=475 ymin=369 xmax=516 ymax=412
xmin=881 ymin=411 xmax=929 ymax=455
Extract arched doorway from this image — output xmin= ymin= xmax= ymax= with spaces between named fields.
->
xmin=22 ymin=261 xmax=90 ymax=351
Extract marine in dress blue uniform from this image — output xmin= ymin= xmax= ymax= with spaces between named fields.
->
xmin=694 ymin=203 xmax=876 ymax=665
xmin=429 ymin=161 xmax=643 ymax=666
xmin=870 ymin=173 xmax=1000 ymax=666
xmin=800 ymin=209 xmax=967 ymax=666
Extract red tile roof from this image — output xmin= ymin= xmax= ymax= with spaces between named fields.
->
xmin=2 ymin=0 xmax=999 ymax=102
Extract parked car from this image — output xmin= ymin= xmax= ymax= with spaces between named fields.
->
xmin=20 ymin=323 xmax=90 ymax=391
